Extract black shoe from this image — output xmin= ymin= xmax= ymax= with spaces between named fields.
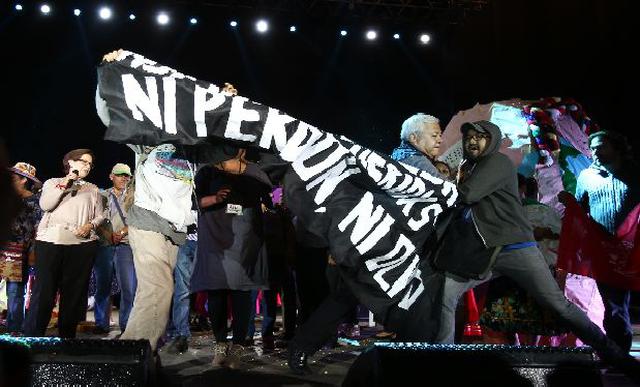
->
xmin=288 ymin=345 xmax=312 ymax=375
xmin=165 ymin=336 xmax=189 ymax=354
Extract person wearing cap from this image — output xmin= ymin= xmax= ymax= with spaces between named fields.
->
xmin=564 ymin=131 xmax=640 ymax=355
xmin=24 ymin=149 xmax=104 ymax=338
xmin=390 ymin=113 xmax=443 ymax=177
xmin=433 ymin=121 xmax=640 ymax=378
xmin=92 ymin=163 xmax=135 ymax=335
xmin=0 ymin=162 xmax=43 ymax=333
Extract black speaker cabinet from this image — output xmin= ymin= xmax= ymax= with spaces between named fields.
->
xmin=343 ymin=343 xmax=602 ymax=387
xmin=0 ymin=337 xmax=152 ymax=387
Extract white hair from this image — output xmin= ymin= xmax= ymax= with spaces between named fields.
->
xmin=400 ymin=113 xmax=440 ymax=141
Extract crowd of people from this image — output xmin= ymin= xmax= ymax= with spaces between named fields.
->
xmin=1 ymin=108 xmax=639 ymax=379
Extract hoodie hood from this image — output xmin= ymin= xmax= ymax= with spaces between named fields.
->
xmin=461 ymin=120 xmax=502 ymax=159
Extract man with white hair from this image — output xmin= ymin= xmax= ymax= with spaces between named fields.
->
xmin=391 ymin=113 xmax=443 ymax=176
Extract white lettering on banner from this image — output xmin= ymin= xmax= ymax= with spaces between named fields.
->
xmin=408 ymin=203 xmax=443 ymax=231
xmin=127 ymin=51 xmax=195 ymax=80
xmin=163 ymin=77 xmax=177 ymax=134
xmin=279 ymin=122 xmax=323 ymax=162
xmin=362 ymin=151 xmax=387 ymax=183
xmin=355 ymin=214 xmax=394 ymax=255
xmin=395 ymin=197 xmax=437 ymax=218
xmin=259 ymin=108 xmax=295 ymax=152
xmin=293 ymin=135 xmax=350 ymax=181
xmin=193 ymin=84 xmax=226 ymax=137
xmin=365 ymin=234 xmax=416 ymax=295
xmin=306 ymin=158 xmax=360 ymax=205
xmin=338 ymin=192 xmax=385 ymax=245
xmin=389 ymin=174 xmax=414 ymax=195
xmin=337 ymin=192 xmax=395 ymax=255
xmin=122 ymin=74 xmax=163 ymax=129
xmin=224 ymin=96 xmax=261 ymax=142
xmin=441 ymin=180 xmax=458 ymax=207
xmin=397 ymin=271 xmax=425 ymax=310
xmin=378 ymin=164 xmax=402 ymax=190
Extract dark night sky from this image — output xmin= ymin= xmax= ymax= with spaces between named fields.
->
xmin=0 ymin=0 xmax=634 ymax=188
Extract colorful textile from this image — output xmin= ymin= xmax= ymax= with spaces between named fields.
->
xmin=480 ymin=276 xmax=568 ymax=335
xmin=0 ymin=194 xmax=42 ymax=282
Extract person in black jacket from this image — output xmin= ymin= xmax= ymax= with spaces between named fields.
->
xmin=434 ymin=121 xmax=639 ymax=377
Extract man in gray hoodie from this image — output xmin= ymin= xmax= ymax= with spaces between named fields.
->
xmin=434 ymin=121 xmax=639 ymax=377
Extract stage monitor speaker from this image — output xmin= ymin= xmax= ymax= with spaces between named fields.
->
xmin=0 ymin=337 xmax=152 ymax=387
xmin=343 ymin=343 xmax=602 ymax=387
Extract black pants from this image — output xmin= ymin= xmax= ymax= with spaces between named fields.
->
xmin=292 ymin=276 xmax=359 ymax=355
xmin=24 ymin=240 xmax=98 ymax=338
xmin=295 ymin=244 xmax=329 ymax=324
xmin=207 ymin=289 xmax=252 ymax=345
xmin=280 ymin=267 xmax=298 ymax=339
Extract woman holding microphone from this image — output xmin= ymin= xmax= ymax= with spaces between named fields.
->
xmin=24 ymin=148 xmax=104 ymax=338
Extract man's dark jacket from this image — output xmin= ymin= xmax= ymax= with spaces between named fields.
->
xmin=457 ymin=121 xmax=534 ymax=248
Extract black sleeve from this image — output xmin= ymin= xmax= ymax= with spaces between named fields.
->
xmin=194 ymin=166 xmax=213 ymax=199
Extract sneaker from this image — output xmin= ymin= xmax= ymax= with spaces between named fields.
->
xmin=226 ymin=344 xmax=249 ymax=370
xmin=211 ymin=342 xmax=228 ymax=367
xmin=166 ymin=336 xmax=189 ymax=354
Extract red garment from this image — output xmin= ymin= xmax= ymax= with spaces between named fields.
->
xmin=557 ymin=196 xmax=640 ymax=290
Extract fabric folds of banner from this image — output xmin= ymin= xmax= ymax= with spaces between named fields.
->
xmin=96 ymin=50 xmax=458 ymax=334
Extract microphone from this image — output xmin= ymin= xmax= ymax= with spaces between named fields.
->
xmin=66 ymin=169 xmax=79 ymax=190
xmin=66 ymin=170 xmax=79 ymax=188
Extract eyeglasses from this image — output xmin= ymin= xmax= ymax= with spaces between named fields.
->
xmin=74 ymin=159 xmax=93 ymax=168
xmin=114 ymin=173 xmax=131 ymax=178
xmin=463 ymin=133 xmax=490 ymax=142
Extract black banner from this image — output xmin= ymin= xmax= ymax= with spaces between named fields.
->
xmin=97 ymin=50 xmax=458 ymax=322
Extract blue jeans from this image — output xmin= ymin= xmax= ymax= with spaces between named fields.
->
xmin=597 ymin=282 xmax=633 ymax=353
xmin=247 ymin=289 xmax=278 ymax=339
xmin=166 ymin=240 xmax=196 ymax=338
xmin=94 ymin=244 xmax=136 ymax=331
xmin=5 ymin=281 xmax=25 ymax=332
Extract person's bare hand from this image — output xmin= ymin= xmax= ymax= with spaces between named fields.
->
xmin=103 ymin=49 xmax=123 ymax=62
xmin=74 ymin=223 xmax=94 ymax=238
xmin=215 ymin=188 xmax=231 ymax=203
xmin=223 ymin=82 xmax=238 ymax=96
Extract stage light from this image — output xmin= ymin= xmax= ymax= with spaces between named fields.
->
xmin=393 ymin=33 xmax=400 ymax=39
xmin=190 ymin=17 xmax=198 ymax=25
xmin=73 ymin=9 xmax=81 ymax=16
xmin=340 ymin=30 xmax=347 ymax=36
xmin=289 ymin=26 xmax=296 ymax=32
xmin=419 ymin=33 xmax=431 ymax=44
xmin=157 ymin=12 xmax=170 ymax=25
xmin=40 ymin=4 xmax=51 ymax=14
xmin=230 ymin=20 xmax=238 ymax=27
xmin=256 ymin=19 xmax=268 ymax=33
xmin=129 ymin=13 xmax=136 ymax=20
xmin=99 ymin=7 xmax=112 ymax=20
xmin=366 ymin=30 xmax=377 ymax=40
xmin=15 ymin=4 xmax=23 ymax=11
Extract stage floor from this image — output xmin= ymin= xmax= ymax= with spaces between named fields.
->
xmin=3 ymin=310 xmax=639 ymax=386
xmin=83 ymin=311 xmax=640 ymax=387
